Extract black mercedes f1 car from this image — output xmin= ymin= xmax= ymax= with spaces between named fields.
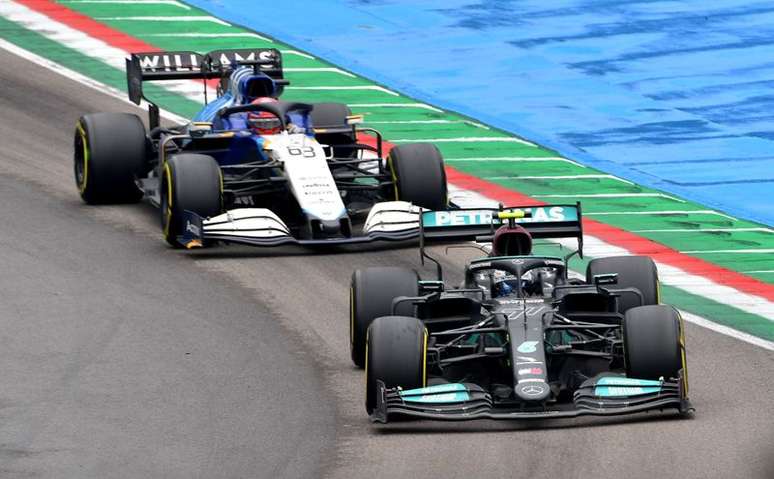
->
xmin=349 ymin=204 xmax=692 ymax=422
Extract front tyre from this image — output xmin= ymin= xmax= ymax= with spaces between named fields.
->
xmin=586 ymin=256 xmax=659 ymax=313
xmin=161 ymin=154 xmax=223 ymax=248
xmin=623 ymin=305 xmax=686 ymax=383
xmin=74 ymin=113 xmax=146 ymax=204
xmin=365 ymin=316 xmax=427 ymax=414
xmin=388 ymin=143 xmax=448 ymax=210
xmin=350 ymin=267 xmax=419 ymax=368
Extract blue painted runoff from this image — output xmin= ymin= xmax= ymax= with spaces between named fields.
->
xmin=187 ymin=0 xmax=774 ymax=226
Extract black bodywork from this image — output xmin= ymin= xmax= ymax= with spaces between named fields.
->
xmin=370 ymin=207 xmax=692 ymax=422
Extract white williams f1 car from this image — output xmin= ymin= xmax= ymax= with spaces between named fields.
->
xmin=73 ymin=48 xmax=448 ymax=248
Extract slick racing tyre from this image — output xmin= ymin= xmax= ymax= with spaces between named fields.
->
xmin=350 ymin=267 xmax=419 ymax=368
xmin=365 ymin=316 xmax=427 ymax=414
xmin=161 ymin=154 xmax=223 ymax=248
xmin=586 ymin=256 xmax=659 ymax=314
xmin=310 ymin=102 xmax=355 ymax=158
xmin=623 ymin=305 xmax=686 ymax=382
xmin=74 ymin=113 xmax=146 ymax=204
xmin=388 ymin=143 xmax=448 ymax=210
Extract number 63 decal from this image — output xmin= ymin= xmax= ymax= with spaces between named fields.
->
xmin=287 ymin=146 xmax=315 ymax=157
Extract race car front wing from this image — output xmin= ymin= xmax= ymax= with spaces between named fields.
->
xmin=178 ymin=201 xmax=423 ymax=247
xmin=370 ymin=372 xmax=693 ymax=423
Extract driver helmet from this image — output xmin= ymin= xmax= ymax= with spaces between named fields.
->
xmin=491 ymin=268 xmax=557 ymax=298
xmin=246 ymin=97 xmax=281 ymax=135
xmin=492 ymin=270 xmax=520 ymax=298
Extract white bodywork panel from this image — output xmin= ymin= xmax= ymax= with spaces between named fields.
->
xmin=263 ymin=133 xmax=347 ymax=222
xmin=364 ymin=201 xmax=423 ymax=233
xmin=202 ymin=208 xmax=291 ymax=239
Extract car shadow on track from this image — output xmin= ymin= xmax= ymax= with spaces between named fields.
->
xmin=371 ymin=410 xmax=693 ymax=435
xmin=182 ymin=240 xmax=420 ymax=260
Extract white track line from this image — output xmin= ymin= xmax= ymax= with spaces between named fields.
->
xmin=586 ymin=210 xmax=739 ymax=220
xmin=485 ymin=174 xmax=632 ymax=184
xmin=632 ymin=228 xmax=772 ymax=233
xmin=681 ymin=249 xmax=774 ymax=254
xmin=96 ymin=16 xmax=231 ymax=26
xmin=680 ymin=311 xmax=774 ymax=351
xmin=348 ymin=103 xmax=443 ymax=112
xmin=445 ymin=156 xmax=583 ymax=166
xmin=280 ymin=50 xmax=314 ymax=59
xmin=286 ymin=85 xmax=398 ymax=95
xmin=535 ymin=193 xmax=684 ymax=201
xmin=391 ymin=137 xmax=536 ymax=146
xmin=368 ymin=119 xmax=473 ymax=125
xmin=284 ymin=67 xmax=355 ymax=77
xmin=145 ymin=32 xmax=272 ymax=41
xmin=62 ymin=0 xmax=190 ymax=8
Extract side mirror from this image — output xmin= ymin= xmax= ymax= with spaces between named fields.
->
xmin=346 ymin=114 xmax=364 ymax=125
xmin=419 ymin=280 xmax=444 ymax=293
xmin=593 ymin=273 xmax=618 ymax=286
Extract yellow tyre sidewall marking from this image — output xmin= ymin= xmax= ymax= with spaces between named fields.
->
xmin=678 ymin=311 xmax=689 ymax=395
xmin=163 ymin=162 xmax=174 ymax=238
xmin=349 ymin=286 xmax=355 ymax=346
xmin=364 ymin=328 xmax=370 ymax=406
xmin=422 ymin=327 xmax=428 ymax=387
xmin=387 ymin=154 xmax=400 ymax=201
xmin=76 ymin=122 xmax=89 ymax=194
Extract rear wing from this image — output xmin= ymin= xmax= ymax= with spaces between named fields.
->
xmin=418 ymin=203 xmax=583 ymax=280
xmin=126 ymin=48 xmax=284 ymax=128
xmin=421 ymin=202 xmax=582 ymax=254
xmin=422 ymin=203 xmax=582 ymax=244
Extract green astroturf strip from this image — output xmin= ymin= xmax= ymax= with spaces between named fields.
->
xmin=638 ymin=230 xmax=773 ymax=253
xmin=7 ymin=2 xmax=772 ymax=291
xmin=444 ymin=160 xmax=585 ymax=176
xmin=282 ymin=89 xmax=412 ymax=104
xmin=587 ymin=212 xmax=760 ymax=230
xmin=58 ymin=2 xmax=192 ymax=17
xmin=432 ymin=142 xmax=544 ymax=158
xmin=282 ymin=73 xmax=374 ymax=88
xmin=487 ymin=177 xmax=646 ymax=196
xmin=690 ymin=252 xmax=774 ymax=273
xmin=358 ymin=122 xmax=513 ymax=140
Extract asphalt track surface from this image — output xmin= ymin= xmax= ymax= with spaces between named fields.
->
xmin=1 ymin=49 xmax=773 ymax=478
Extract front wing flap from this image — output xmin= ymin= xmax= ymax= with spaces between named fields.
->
xmin=179 ymin=203 xmax=422 ymax=248
xmin=371 ymin=372 xmax=692 ymax=423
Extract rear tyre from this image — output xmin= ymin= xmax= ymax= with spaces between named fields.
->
xmin=350 ymin=267 xmax=419 ymax=368
xmin=310 ymin=102 xmax=355 ymax=158
xmin=586 ymin=256 xmax=659 ymax=313
xmin=161 ymin=154 xmax=223 ymax=248
xmin=365 ymin=316 xmax=427 ymax=414
xmin=623 ymin=305 xmax=685 ymax=380
xmin=388 ymin=143 xmax=448 ymax=210
xmin=74 ymin=113 xmax=146 ymax=204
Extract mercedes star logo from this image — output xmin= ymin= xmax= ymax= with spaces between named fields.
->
xmin=522 ymin=384 xmax=546 ymax=396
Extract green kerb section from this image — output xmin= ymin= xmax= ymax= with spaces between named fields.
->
xmin=1 ymin=1 xmax=770 ymax=337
